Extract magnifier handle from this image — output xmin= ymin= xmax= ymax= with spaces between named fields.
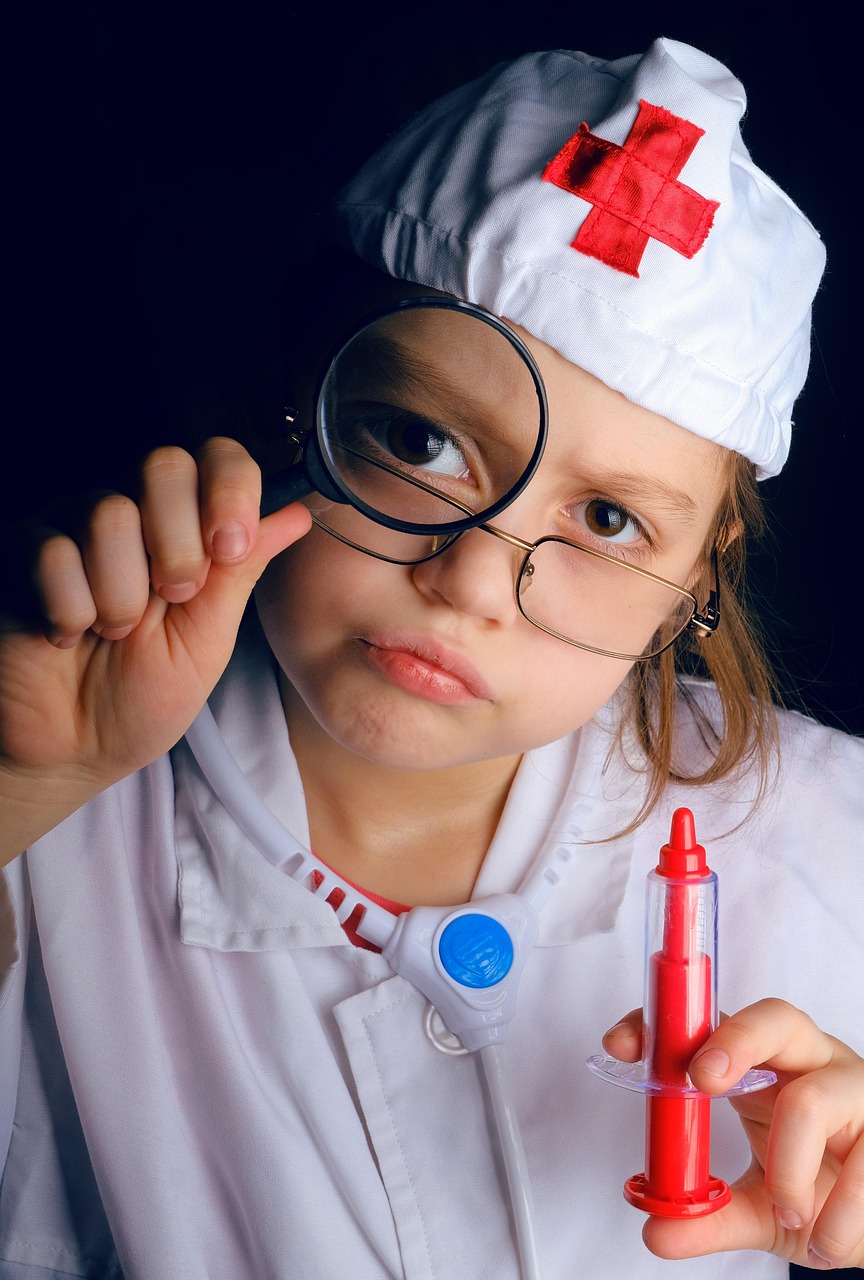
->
xmin=260 ymin=443 xmax=346 ymax=517
xmin=260 ymin=464 xmax=315 ymax=517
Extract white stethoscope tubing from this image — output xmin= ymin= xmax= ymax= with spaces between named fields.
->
xmin=481 ymin=1043 xmax=542 ymax=1280
xmin=184 ymin=700 xmax=595 ymax=1280
xmin=184 ymin=703 xmax=395 ymax=948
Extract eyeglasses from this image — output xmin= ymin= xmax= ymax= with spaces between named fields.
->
xmin=308 ymin=452 xmax=720 ymax=662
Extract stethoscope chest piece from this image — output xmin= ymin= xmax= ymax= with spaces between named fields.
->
xmin=382 ymin=897 xmax=540 ymax=1053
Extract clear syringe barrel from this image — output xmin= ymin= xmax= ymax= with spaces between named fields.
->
xmin=638 ymin=820 xmax=719 ymax=1206
xmin=642 ymin=861 xmax=718 ymax=1089
xmin=586 ymin=807 xmax=776 ymax=1217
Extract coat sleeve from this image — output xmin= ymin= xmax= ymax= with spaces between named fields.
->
xmin=0 ymin=856 xmax=30 ymax=1176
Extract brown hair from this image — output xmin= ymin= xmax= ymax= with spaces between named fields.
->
xmin=620 ymin=451 xmax=781 ymax=833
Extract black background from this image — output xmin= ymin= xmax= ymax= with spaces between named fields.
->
xmin=4 ymin=5 xmax=862 ymax=1275
xmin=5 ymin=0 xmax=861 ymax=751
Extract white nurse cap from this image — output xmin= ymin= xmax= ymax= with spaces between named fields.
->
xmin=333 ymin=38 xmax=826 ymax=477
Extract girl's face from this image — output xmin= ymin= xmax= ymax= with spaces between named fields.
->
xmin=255 ymin=316 xmax=729 ymax=774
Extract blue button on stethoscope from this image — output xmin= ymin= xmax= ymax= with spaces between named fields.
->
xmin=437 ymin=913 xmax=515 ymax=989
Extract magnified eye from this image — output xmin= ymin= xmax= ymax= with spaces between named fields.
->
xmin=577 ymin=499 xmax=643 ymax=544
xmin=362 ymin=412 xmax=472 ymax=480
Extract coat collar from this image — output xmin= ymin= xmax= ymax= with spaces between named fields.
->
xmin=173 ymin=614 xmax=644 ymax=953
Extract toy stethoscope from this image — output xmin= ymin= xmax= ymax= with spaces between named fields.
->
xmin=185 ymin=700 xmax=594 ymax=1280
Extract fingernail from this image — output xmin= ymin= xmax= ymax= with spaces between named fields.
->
xmin=690 ymin=1047 xmax=730 ymax=1077
xmin=51 ymin=633 xmax=83 ymax=649
xmin=604 ymin=1021 xmax=633 ymax=1038
xmin=212 ymin=523 xmax=249 ymax=561
xmin=158 ymin=582 xmax=197 ymax=603
xmin=93 ymin=624 xmax=134 ymax=641
xmin=774 ymin=1206 xmax=802 ymax=1231
xmin=806 ymin=1245 xmax=833 ymax=1270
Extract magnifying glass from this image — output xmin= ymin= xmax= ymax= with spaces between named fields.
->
xmin=261 ymin=297 xmax=548 ymax=556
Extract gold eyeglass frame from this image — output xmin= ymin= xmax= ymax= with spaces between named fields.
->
xmin=310 ymin=445 xmax=721 ymax=663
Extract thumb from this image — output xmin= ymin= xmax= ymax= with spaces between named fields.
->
xmin=181 ymin=502 xmax=312 ymax=635
xmin=642 ymin=1171 xmax=774 ymax=1260
xmin=243 ymin=502 xmax=314 ymax=581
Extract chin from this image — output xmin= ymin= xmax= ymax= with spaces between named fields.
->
xmin=330 ymin=701 xmax=502 ymax=771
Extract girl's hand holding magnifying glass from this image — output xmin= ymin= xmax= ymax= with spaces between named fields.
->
xmin=0 ymin=436 xmax=311 ymax=865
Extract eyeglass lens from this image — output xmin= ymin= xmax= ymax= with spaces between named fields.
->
xmin=518 ymin=541 xmax=695 ymax=659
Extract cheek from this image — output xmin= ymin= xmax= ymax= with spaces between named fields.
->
xmin=254 ymin=530 xmax=394 ymax=669
xmin=257 ymin=525 xmax=357 ymax=612
xmin=495 ymin=634 xmax=635 ymax=752
xmin=255 ymin=534 xmax=328 ymax=668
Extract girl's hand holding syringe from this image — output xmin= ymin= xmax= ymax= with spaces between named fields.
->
xmin=602 ymin=1001 xmax=864 ymax=1270
xmin=0 ymin=437 xmax=311 ymax=866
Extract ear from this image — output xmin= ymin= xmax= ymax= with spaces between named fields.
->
xmin=716 ymin=517 xmax=744 ymax=554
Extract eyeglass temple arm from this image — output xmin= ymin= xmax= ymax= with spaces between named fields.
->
xmin=687 ymin=547 xmax=721 ymax=638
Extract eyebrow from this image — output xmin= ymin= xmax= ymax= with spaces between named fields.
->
xmin=582 ymin=470 xmax=702 ymax=524
xmin=342 ymin=331 xmax=541 ymax=446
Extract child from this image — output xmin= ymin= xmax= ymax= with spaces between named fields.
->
xmin=1 ymin=34 xmax=862 ymax=1280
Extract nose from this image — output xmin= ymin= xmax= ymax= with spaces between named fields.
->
xmin=410 ymin=522 xmax=528 ymax=626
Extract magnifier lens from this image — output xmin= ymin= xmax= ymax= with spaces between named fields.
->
xmin=308 ymin=300 xmax=545 ymax=556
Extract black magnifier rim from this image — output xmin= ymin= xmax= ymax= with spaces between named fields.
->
xmin=313 ymin=295 xmax=548 ymax=537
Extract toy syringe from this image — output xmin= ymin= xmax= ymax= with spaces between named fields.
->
xmin=587 ymin=808 xmax=775 ymax=1217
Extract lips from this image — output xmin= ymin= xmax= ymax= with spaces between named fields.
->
xmin=359 ymin=632 xmax=493 ymax=705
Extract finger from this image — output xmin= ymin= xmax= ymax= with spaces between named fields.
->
xmin=602 ymin=1009 xmax=642 ymax=1062
xmin=1 ymin=502 xmax=107 ymax=640
xmin=688 ymin=999 xmax=836 ymax=1096
xmin=79 ymin=494 xmax=150 ymax=638
xmin=251 ymin=503 xmax=313 ymax=572
xmin=171 ymin=501 xmax=312 ymax=646
xmin=138 ymin=446 xmax=209 ymax=602
xmin=34 ymin=532 xmax=97 ymax=646
xmin=765 ymin=1059 xmax=864 ymax=1240
xmin=197 ymin=437 xmax=262 ymax=566
xmin=212 ymin=502 xmax=312 ymax=597
xmin=642 ymin=1169 xmax=774 ymax=1260
xmin=808 ymin=1132 xmax=864 ymax=1270
xmin=644 ymin=1151 xmax=864 ymax=1270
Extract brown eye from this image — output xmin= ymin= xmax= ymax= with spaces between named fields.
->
xmin=365 ymin=413 xmax=470 ymax=477
xmin=584 ymin=499 xmax=630 ymax=538
xmin=382 ymin=418 xmax=445 ymax=465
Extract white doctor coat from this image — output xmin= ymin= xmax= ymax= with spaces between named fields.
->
xmin=1 ymin=618 xmax=862 ymax=1280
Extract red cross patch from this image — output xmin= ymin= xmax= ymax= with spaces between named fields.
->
xmin=542 ymin=100 xmax=719 ymax=277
